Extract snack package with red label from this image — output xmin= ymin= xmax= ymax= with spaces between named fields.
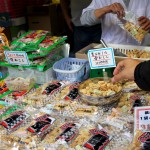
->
xmin=83 ymin=129 xmax=111 ymax=150
xmin=27 ymin=114 xmax=55 ymax=140
xmin=43 ymin=81 xmax=69 ymax=96
xmin=128 ymin=130 xmax=150 ymax=150
xmin=130 ymin=94 xmax=148 ymax=113
xmin=55 ymin=122 xmax=81 ymax=143
xmin=0 ymin=110 xmax=31 ymax=133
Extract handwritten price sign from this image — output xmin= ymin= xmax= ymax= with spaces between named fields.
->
xmin=4 ymin=51 xmax=30 ymax=66
xmin=134 ymin=106 xmax=150 ymax=132
xmin=88 ymin=48 xmax=116 ymax=69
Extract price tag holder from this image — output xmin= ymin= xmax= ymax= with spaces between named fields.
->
xmin=4 ymin=51 xmax=30 ymax=66
xmin=134 ymin=106 xmax=150 ymax=132
xmin=88 ymin=48 xmax=116 ymax=69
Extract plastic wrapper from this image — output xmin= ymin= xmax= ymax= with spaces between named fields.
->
xmin=79 ymin=78 xmax=122 ymax=106
xmin=0 ymin=110 xmax=31 ymax=133
xmin=128 ymin=130 xmax=150 ymax=150
xmin=9 ymin=30 xmax=48 ymax=51
xmin=0 ymin=80 xmax=8 ymax=94
xmin=55 ymin=82 xmax=80 ymax=101
xmin=118 ymin=11 xmax=148 ymax=43
xmin=5 ymin=77 xmax=35 ymax=91
xmin=0 ymin=27 xmax=9 ymax=61
xmin=122 ymin=81 xmax=141 ymax=93
xmin=44 ymin=122 xmax=81 ymax=145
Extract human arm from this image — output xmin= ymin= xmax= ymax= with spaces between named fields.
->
xmin=81 ymin=1 xmax=125 ymax=26
xmin=60 ymin=0 xmax=73 ymax=31
xmin=111 ymin=58 xmax=150 ymax=91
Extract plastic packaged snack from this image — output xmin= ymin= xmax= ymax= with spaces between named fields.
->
xmin=9 ymin=30 xmax=48 ymax=51
xmin=27 ymin=114 xmax=56 ymax=141
xmin=118 ymin=11 xmax=148 ymax=43
xmin=0 ymin=110 xmax=31 ymax=133
xmin=0 ymin=80 xmax=8 ymax=94
xmin=83 ymin=128 xmax=111 ymax=150
xmin=0 ymin=27 xmax=9 ymax=61
xmin=5 ymin=77 xmax=35 ymax=91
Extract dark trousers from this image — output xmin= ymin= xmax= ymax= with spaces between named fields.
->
xmin=73 ymin=24 xmax=102 ymax=53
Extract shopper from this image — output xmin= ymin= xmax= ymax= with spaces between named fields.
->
xmin=81 ymin=0 xmax=150 ymax=46
xmin=60 ymin=0 xmax=102 ymax=56
xmin=111 ymin=58 xmax=150 ymax=91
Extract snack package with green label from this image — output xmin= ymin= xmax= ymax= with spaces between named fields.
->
xmin=39 ymin=35 xmax=67 ymax=51
xmin=9 ymin=30 xmax=49 ymax=52
xmin=118 ymin=11 xmax=148 ymax=43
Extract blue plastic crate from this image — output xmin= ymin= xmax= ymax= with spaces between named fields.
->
xmin=53 ymin=58 xmax=90 ymax=82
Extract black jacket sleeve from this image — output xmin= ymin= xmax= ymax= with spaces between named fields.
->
xmin=134 ymin=60 xmax=150 ymax=91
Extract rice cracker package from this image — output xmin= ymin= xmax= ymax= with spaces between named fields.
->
xmin=0 ymin=27 xmax=9 ymax=61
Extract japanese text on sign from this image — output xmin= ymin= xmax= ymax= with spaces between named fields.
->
xmin=4 ymin=51 xmax=30 ymax=66
xmin=88 ymin=48 xmax=116 ymax=69
xmin=134 ymin=106 xmax=150 ymax=132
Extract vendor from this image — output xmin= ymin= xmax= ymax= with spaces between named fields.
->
xmin=60 ymin=0 xmax=102 ymax=54
xmin=80 ymin=0 xmax=150 ymax=46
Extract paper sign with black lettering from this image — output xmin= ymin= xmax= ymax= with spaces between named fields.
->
xmin=4 ymin=51 xmax=30 ymax=66
xmin=88 ymin=48 xmax=116 ymax=69
xmin=134 ymin=106 xmax=150 ymax=132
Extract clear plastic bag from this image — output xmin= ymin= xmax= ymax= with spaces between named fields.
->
xmin=118 ymin=11 xmax=148 ymax=43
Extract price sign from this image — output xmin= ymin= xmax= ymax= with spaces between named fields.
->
xmin=88 ymin=48 xmax=116 ymax=69
xmin=4 ymin=51 xmax=30 ymax=66
xmin=134 ymin=106 xmax=150 ymax=132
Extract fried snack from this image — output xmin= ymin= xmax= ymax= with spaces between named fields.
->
xmin=124 ymin=22 xmax=148 ymax=43
xmin=79 ymin=78 xmax=122 ymax=97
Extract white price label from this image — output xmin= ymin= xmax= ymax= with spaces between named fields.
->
xmin=4 ymin=51 xmax=30 ymax=66
xmin=88 ymin=48 xmax=116 ymax=69
xmin=134 ymin=106 xmax=150 ymax=132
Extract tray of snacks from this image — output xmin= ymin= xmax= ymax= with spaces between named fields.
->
xmin=78 ymin=78 xmax=122 ymax=106
xmin=94 ymin=43 xmax=150 ymax=62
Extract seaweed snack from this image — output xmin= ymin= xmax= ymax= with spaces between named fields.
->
xmin=55 ymin=122 xmax=81 ymax=143
xmin=5 ymin=77 xmax=35 ymax=91
xmin=55 ymin=82 xmax=80 ymax=101
xmin=0 ymin=27 xmax=9 ymax=61
xmin=130 ymin=94 xmax=147 ymax=113
xmin=83 ymin=128 xmax=111 ymax=150
xmin=43 ymin=81 xmax=69 ymax=96
xmin=27 ymin=114 xmax=56 ymax=141
xmin=0 ymin=110 xmax=30 ymax=133
xmin=127 ymin=130 xmax=150 ymax=150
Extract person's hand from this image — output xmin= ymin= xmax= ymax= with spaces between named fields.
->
xmin=138 ymin=16 xmax=150 ymax=32
xmin=107 ymin=3 xmax=125 ymax=18
xmin=111 ymin=58 xmax=141 ymax=83
xmin=65 ymin=16 xmax=73 ymax=32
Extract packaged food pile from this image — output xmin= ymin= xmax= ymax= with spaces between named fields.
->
xmin=1 ymin=30 xmax=67 ymax=71
xmin=0 ymin=78 xmax=150 ymax=149
xmin=0 ymin=27 xmax=9 ymax=61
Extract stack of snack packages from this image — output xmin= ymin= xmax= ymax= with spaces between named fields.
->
xmin=0 ymin=27 xmax=9 ymax=61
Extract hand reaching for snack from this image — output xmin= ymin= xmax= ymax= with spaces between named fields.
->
xmin=111 ymin=58 xmax=141 ymax=83
xmin=107 ymin=2 xmax=125 ymax=18
xmin=138 ymin=16 xmax=150 ymax=32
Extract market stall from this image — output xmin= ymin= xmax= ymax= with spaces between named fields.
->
xmin=0 ymin=27 xmax=150 ymax=150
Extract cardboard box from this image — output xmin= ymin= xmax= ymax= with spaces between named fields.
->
xmin=75 ymin=43 xmax=101 ymax=60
